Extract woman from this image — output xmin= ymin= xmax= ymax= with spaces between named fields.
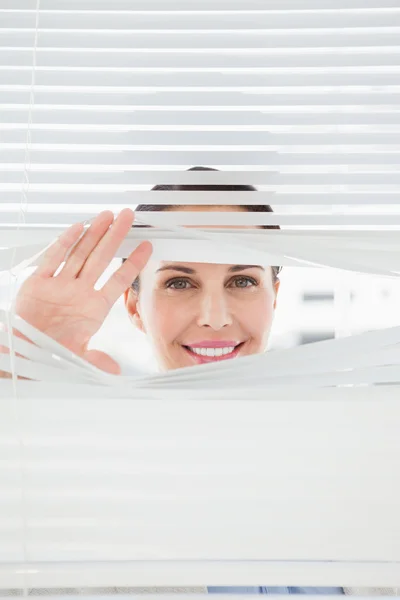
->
xmin=1 ymin=166 xmax=344 ymax=595
xmin=121 ymin=166 xmax=282 ymax=372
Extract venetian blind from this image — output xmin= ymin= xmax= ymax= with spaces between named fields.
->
xmin=1 ymin=0 xmax=400 ymax=595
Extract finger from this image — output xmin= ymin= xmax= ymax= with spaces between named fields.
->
xmin=77 ymin=208 xmax=135 ymax=287
xmin=100 ymin=241 xmax=153 ymax=309
xmin=57 ymin=211 xmax=114 ymax=279
xmin=35 ymin=221 xmax=84 ymax=278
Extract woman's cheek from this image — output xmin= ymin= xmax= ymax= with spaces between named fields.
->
xmin=151 ymin=294 xmax=190 ymax=337
xmin=246 ymin=293 xmax=275 ymax=340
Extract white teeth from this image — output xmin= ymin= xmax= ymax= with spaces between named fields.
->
xmin=188 ymin=346 xmax=236 ymax=357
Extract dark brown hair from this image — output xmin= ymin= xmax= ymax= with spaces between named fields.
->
xmin=123 ymin=166 xmax=282 ymax=292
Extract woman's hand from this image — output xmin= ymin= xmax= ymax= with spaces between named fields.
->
xmin=1 ymin=209 xmax=152 ymax=377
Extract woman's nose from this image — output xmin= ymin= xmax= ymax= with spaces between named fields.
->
xmin=196 ymin=290 xmax=233 ymax=330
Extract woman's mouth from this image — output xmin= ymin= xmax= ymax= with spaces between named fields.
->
xmin=182 ymin=342 xmax=245 ymax=364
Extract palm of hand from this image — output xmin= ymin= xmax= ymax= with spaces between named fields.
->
xmin=2 ymin=209 xmax=152 ymax=377
xmin=15 ymin=275 xmax=109 ymax=356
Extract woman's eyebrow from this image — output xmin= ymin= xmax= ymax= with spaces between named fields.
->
xmin=228 ymin=265 xmax=265 ymax=273
xmin=156 ymin=264 xmax=264 ymax=274
xmin=156 ymin=265 xmax=196 ymax=274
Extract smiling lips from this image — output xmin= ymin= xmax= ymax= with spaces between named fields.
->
xmin=183 ymin=340 xmax=244 ymax=364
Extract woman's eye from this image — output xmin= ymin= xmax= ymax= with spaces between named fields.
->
xmin=165 ymin=278 xmax=192 ymax=290
xmin=230 ymin=276 xmax=258 ymax=289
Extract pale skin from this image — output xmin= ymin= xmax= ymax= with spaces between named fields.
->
xmin=125 ymin=205 xmax=280 ymax=372
xmin=0 ymin=206 xmax=279 ymax=379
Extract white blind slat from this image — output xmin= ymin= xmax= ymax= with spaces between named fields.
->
xmin=2 ymin=173 xmax=400 ymax=188
xmin=3 ymin=90 xmax=400 ymax=106
xmin=1 ymin=559 xmax=399 ymax=589
xmin=5 ymin=0 xmax=400 ymax=9
xmin=3 ymin=10 xmax=400 ymax=29
xmin=3 ymin=109 xmax=400 ymax=126
xmin=4 ymin=50 xmax=400 ymax=70
xmin=3 ymin=210 xmax=400 ymax=227
xmin=1 ymin=150 xmax=399 ymax=165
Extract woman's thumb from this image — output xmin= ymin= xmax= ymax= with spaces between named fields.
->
xmin=83 ymin=349 xmax=122 ymax=375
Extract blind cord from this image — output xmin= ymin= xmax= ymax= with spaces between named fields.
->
xmin=6 ymin=0 xmax=41 ymax=594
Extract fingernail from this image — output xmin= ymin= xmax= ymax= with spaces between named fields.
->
xmin=137 ymin=241 xmax=152 ymax=254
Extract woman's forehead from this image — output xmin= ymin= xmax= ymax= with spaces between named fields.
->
xmin=167 ymin=204 xmax=257 ymax=230
xmin=151 ymin=261 xmax=265 ymax=274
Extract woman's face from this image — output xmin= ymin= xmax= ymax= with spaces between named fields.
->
xmin=124 ymin=206 xmax=280 ymax=371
